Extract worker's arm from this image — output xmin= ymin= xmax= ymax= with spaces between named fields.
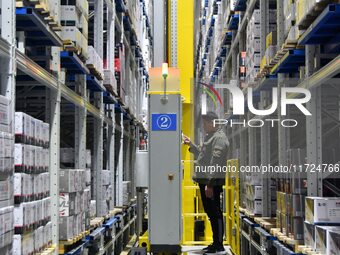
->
xmin=183 ymin=134 xmax=200 ymax=158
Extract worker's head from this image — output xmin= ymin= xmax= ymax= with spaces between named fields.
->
xmin=202 ymin=111 xmax=219 ymax=133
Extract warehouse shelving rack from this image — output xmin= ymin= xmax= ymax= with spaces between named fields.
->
xmin=0 ymin=0 xmax=151 ymax=254
xmin=195 ymin=0 xmax=340 ymax=254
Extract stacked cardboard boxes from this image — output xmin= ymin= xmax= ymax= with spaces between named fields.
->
xmin=101 ymin=170 xmax=113 ymax=215
xmin=0 ymin=95 xmax=13 ymax=254
xmin=302 ymin=197 xmax=340 ymax=253
xmin=87 ymin=46 xmax=104 ymax=78
xmin=246 ymin=9 xmax=277 ymax=83
xmin=13 ymin=112 xmax=52 ymax=253
xmin=59 ymin=168 xmax=90 ymax=240
xmin=60 ymin=1 xmax=89 ymax=59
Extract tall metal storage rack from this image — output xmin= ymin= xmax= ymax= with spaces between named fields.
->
xmin=195 ymin=0 xmax=340 ymax=254
xmin=0 ymin=0 xmax=152 ymax=254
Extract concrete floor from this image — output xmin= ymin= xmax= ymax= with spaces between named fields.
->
xmin=181 ymin=246 xmax=233 ymax=255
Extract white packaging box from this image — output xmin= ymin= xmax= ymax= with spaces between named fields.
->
xmin=0 ymin=96 xmax=9 ymax=132
xmin=35 ymin=119 xmax=42 ymax=146
xmin=0 ymin=206 xmax=14 ymax=236
xmin=14 ymin=204 xmax=25 ymax=228
xmin=315 ymin=226 xmax=340 ymax=254
xmin=248 ymin=199 xmax=276 ymax=215
xmin=306 ymin=197 xmax=340 ymax=224
xmin=29 ymin=116 xmax=35 ymax=144
xmin=80 ymin=33 xmax=88 ymax=60
xmin=249 ymin=185 xmax=276 ymax=200
xmin=85 ymin=169 xmax=91 ymax=186
xmin=15 ymin=144 xmax=26 ymax=171
xmin=42 ymin=197 xmax=51 ymax=221
xmin=60 ymin=169 xmax=76 ymax=193
xmin=42 ymin=122 xmax=50 ymax=148
xmin=102 ymin=170 xmax=111 ymax=186
xmin=45 ymin=221 xmax=52 ymax=245
xmin=104 ymin=70 xmax=117 ymax=94
xmin=15 ymin=112 xmax=28 ymax=143
xmin=327 ymin=228 xmax=340 ymax=255
xmin=83 ymin=188 xmax=91 ymax=210
xmin=43 ymin=148 xmax=49 ymax=171
xmin=79 ymin=14 xmax=88 ymax=39
xmin=59 ymin=216 xmax=74 ymax=240
xmin=304 ymin=221 xmax=315 ymax=249
xmin=90 ymin=200 xmax=96 ymax=218
xmin=35 ymin=146 xmax=42 ymax=172
xmin=76 ymin=0 xmax=89 ymax=19
xmin=61 ymin=26 xmax=82 ymax=49
xmin=60 ymin=192 xmax=77 ymax=217
xmin=60 ymin=5 xmax=79 ymax=26
xmin=41 ymin=172 xmax=49 ymax=195
xmin=0 ymin=177 xmax=11 ymax=202
xmin=14 ymin=173 xmax=25 ymax=198
xmin=0 ymin=133 xmax=4 ymax=172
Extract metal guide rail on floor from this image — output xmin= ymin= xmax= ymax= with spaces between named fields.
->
xmin=240 ymin=212 xmax=303 ymax=255
xmin=59 ymin=204 xmax=137 ymax=255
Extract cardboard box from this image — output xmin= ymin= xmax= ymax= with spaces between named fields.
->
xmin=61 ymin=26 xmax=82 ymax=49
xmin=0 ymin=206 xmax=14 ymax=236
xmin=304 ymin=221 xmax=315 ymax=249
xmin=59 ymin=192 xmax=77 ymax=217
xmin=315 ymin=226 xmax=340 ymax=254
xmin=327 ymin=228 xmax=340 ymax=255
xmin=60 ymin=169 xmax=76 ymax=193
xmin=59 ymin=216 xmax=74 ymax=240
xmin=306 ymin=197 xmax=340 ymax=224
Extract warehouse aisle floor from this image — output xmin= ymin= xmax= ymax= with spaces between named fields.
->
xmin=181 ymin=246 xmax=233 ymax=255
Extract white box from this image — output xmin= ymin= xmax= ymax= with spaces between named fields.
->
xmin=61 ymin=26 xmax=82 ymax=49
xmin=0 ymin=177 xmax=11 ymax=201
xmin=0 ymin=206 xmax=14 ymax=235
xmin=60 ymin=169 xmax=76 ymax=193
xmin=60 ymin=148 xmax=75 ymax=164
xmin=59 ymin=216 xmax=74 ymax=240
xmin=315 ymin=226 xmax=340 ymax=254
xmin=304 ymin=221 xmax=315 ymax=249
xmin=306 ymin=197 xmax=340 ymax=224
xmin=328 ymin=228 xmax=340 ymax=255
xmin=59 ymin=192 xmax=77 ymax=217
xmin=90 ymin=200 xmax=96 ymax=218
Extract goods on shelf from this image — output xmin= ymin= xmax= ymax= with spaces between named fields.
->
xmin=13 ymin=112 xmax=52 ymax=252
xmin=315 ymin=226 xmax=340 ymax=254
xmin=0 ymin=206 xmax=14 ymax=251
xmin=60 ymin=148 xmax=91 ymax=167
xmin=115 ymin=44 xmax=126 ymax=102
xmin=101 ymin=170 xmax=113 ymax=214
xmin=87 ymin=46 xmax=104 ymax=79
xmin=60 ymin=5 xmax=89 ymax=40
xmin=246 ymin=9 xmax=277 ymax=83
xmin=104 ymin=69 xmax=118 ymax=96
xmin=306 ymin=197 xmax=340 ymax=224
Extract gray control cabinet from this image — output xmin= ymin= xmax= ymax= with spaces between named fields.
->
xmin=148 ymin=94 xmax=182 ymax=251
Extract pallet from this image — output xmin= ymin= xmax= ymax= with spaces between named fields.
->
xmin=297 ymin=245 xmax=320 ymax=255
xmin=36 ymin=244 xmax=56 ymax=255
xmin=63 ymin=40 xmax=82 ymax=56
xmin=90 ymin=217 xmax=105 ymax=230
xmin=254 ymin=217 xmax=276 ymax=232
xmin=270 ymin=228 xmax=304 ymax=253
xmin=104 ymin=84 xmax=118 ymax=97
xmin=59 ymin=230 xmax=90 ymax=254
xmin=87 ymin=64 xmax=104 ymax=81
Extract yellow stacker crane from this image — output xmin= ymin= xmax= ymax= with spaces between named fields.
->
xmin=136 ymin=1 xmax=240 ymax=254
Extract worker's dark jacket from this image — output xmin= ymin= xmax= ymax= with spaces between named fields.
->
xmin=189 ymin=128 xmax=229 ymax=186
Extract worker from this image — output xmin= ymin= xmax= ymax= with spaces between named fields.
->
xmin=183 ymin=111 xmax=229 ymax=254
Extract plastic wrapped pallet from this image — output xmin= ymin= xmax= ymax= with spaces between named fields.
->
xmin=87 ymin=46 xmax=104 ymax=77
xmin=61 ymin=26 xmax=82 ymax=50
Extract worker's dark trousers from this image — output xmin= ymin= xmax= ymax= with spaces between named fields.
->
xmin=199 ymin=184 xmax=224 ymax=247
